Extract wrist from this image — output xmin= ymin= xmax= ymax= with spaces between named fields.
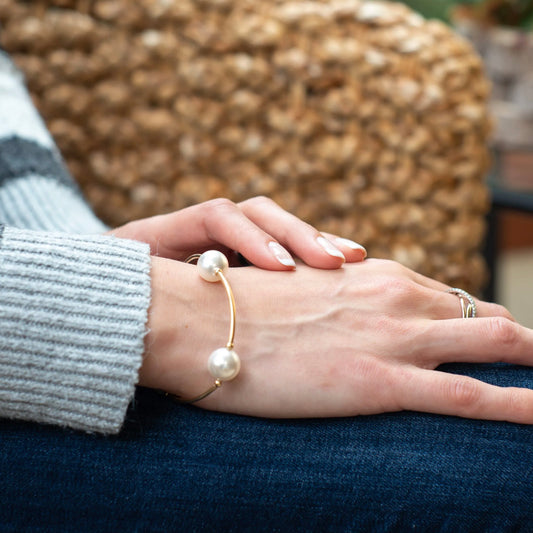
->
xmin=140 ymin=256 xmax=230 ymax=396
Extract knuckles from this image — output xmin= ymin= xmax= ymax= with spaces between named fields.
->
xmin=203 ymin=196 xmax=280 ymax=217
xmin=239 ymin=195 xmax=278 ymax=210
xmin=376 ymin=259 xmax=410 ymax=276
xmin=446 ymin=377 xmax=482 ymax=411
xmin=373 ymin=274 xmax=420 ymax=305
xmin=202 ymin=197 xmax=238 ymax=215
xmin=199 ymin=198 xmax=240 ymax=239
xmin=485 ymin=316 xmax=520 ymax=349
xmin=241 ymin=195 xmax=271 ymax=205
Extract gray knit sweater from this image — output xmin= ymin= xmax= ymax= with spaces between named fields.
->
xmin=0 ymin=50 xmax=152 ymax=434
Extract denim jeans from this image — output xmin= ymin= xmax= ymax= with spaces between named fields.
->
xmin=1 ymin=363 xmax=533 ymax=532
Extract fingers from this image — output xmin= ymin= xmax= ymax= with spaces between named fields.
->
xmin=418 ymin=317 xmax=533 ymax=366
xmin=129 ymin=197 xmax=366 ymax=270
xmin=201 ymin=198 xmax=329 ymax=270
xmin=239 ymin=197 xmax=366 ymax=268
xmin=146 ymin=199 xmax=297 ymax=269
xmin=396 ymin=366 xmax=533 ymax=424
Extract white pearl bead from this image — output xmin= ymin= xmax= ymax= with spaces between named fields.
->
xmin=197 ymin=250 xmax=229 ymax=282
xmin=207 ymin=347 xmax=241 ymax=381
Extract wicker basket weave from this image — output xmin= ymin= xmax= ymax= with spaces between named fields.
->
xmin=0 ymin=0 xmax=492 ymax=293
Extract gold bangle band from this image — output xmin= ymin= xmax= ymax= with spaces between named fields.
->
xmin=217 ymin=267 xmax=237 ymax=350
xmin=171 ymin=250 xmax=241 ymax=404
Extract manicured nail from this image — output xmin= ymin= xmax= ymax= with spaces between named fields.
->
xmin=316 ymin=236 xmax=345 ymax=261
xmin=268 ymin=241 xmax=296 ymax=268
xmin=335 ymin=238 xmax=367 ymax=257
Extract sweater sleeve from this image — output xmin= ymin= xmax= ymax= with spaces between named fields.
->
xmin=0 ymin=50 xmax=152 ymax=433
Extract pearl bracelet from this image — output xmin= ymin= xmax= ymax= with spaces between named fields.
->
xmin=173 ymin=250 xmax=241 ymax=404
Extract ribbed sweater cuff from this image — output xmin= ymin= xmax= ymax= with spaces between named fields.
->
xmin=0 ymin=226 xmax=151 ymax=434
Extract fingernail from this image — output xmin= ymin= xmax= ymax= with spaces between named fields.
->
xmin=335 ymin=238 xmax=367 ymax=258
xmin=268 ymin=241 xmax=296 ymax=268
xmin=316 ymin=236 xmax=345 ymax=261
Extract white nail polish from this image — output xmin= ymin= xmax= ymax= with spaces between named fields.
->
xmin=268 ymin=241 xmax=296 ymax=267
xmin=317 ymin=236 xmax=345 ymax=260
xmin=335 ymin=238 xmax=367 ymax=257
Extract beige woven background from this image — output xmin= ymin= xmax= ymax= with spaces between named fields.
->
xmin=0 ymin=0 xmax=492 ymax=294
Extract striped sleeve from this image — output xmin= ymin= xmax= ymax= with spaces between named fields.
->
xmin=0 ymin=50 xmax=106 ymax=233
xmin=0 ymin=51 xmax=153 ymax=433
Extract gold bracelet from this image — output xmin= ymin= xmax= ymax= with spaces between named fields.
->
xmin=172 ymin=250 xmax=241 ymax=404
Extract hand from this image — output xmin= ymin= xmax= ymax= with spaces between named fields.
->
xmin=142 ymin=256 xmax=533 ymax=424
xmin=108 ymin=197 xmax=366 ymax=270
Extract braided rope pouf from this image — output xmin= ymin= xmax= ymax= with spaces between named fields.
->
xmin=0 ymin=0 xmax=492 ymax=294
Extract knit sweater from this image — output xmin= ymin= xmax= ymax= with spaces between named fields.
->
xmin=0 ymin=50 xmax=152 ymax=434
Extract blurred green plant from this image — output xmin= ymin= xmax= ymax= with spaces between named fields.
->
xmin=456 ymin=0 xmax=533 ymax=29
xmin=396 ymin=0 xmax=533 ymax=28
xmin=393 ymin=0 xmax=456 ymax=21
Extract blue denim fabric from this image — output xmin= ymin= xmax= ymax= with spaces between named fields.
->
xmin=1 ymin=363 xmax=533 ymax=532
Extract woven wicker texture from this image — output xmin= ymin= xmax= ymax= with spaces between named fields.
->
xmin=0 ymin=0 xmax=492 ymax=293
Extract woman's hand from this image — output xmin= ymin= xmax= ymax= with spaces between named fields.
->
xmin=108 ymin=197 xmax=366 ymax=270
xmin=142 ymin=256 xmax=533 ymax=424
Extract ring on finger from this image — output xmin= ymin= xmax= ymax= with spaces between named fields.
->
xmin=447 ymin=288 xmax=477 ymax=318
